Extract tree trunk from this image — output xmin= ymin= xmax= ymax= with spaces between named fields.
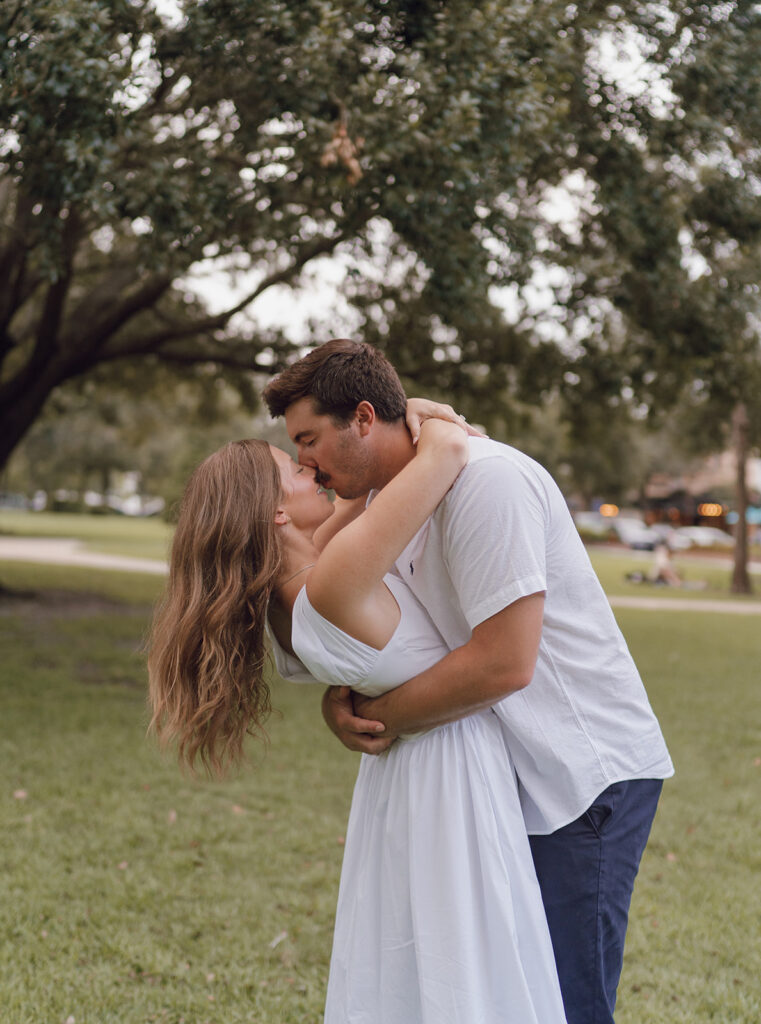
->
xmin=0 ymin=371 xmax=62 ymax=471
xmin=730 ymin=401 xmax=752 ymax=595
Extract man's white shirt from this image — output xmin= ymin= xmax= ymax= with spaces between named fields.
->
xmin=269 ymin=435 xmax=674 ymax=836
xmin=392 ymin=436 xmax=673 ymax=834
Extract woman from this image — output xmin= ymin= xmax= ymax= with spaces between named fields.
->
xmin=148 ymin=418 xmax=567 ymax=1024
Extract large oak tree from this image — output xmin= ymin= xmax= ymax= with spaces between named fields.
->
xmin=2 ymin=1 xmax=760 ymax=585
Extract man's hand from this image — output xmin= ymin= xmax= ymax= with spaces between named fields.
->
xmin=322 ymin=686 xmax=396 ymax=754
xmin=405 ymin=398 xmax=486 ymax=446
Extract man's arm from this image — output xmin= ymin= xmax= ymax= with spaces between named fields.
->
xmin=324 ymin=451 xmax=547 ymax=751
xmin=346 ymin=592 xmax=544 ymax=744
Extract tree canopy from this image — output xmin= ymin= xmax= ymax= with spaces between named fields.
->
xmin=1 ymin=0 xmax=760 ymax=489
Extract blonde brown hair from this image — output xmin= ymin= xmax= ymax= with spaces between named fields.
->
xmin=147 ymin=439 xmax=283 ymax=776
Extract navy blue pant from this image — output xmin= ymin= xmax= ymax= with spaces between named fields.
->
xmin=528 ymin=779 xmax=663 ymax=1024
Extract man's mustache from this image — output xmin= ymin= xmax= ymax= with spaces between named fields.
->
xmin=315 ymin=471 xmax=330 ymax=487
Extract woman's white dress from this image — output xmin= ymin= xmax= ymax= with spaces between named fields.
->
xmin=289 ymin=573 xmax=567 ymax=1024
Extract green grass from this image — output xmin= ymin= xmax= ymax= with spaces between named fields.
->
xmin=1 ymin=560 xmax=760 ymax=1022
xmin=588 ymin=546 xmax=758 ymax=603
xmin=0 ymin=509 xmax=173 ymax=561
xmin=614 ymin=610 xmax=761 ymax=1024
xmin=1 ymin=561 xmax=357 ymax=1023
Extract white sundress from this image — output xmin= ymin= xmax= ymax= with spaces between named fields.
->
xmin=289 ymin=573 xmax=567 ymax=1024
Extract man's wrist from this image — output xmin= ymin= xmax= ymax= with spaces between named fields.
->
xmin=356 ymin=690 xmax=400 ymax=733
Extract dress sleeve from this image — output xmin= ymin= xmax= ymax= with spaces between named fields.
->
xmin=441 ymin=455 xmax=548 ymax=630
xmin=290 ymin=587 xmax=381 ymax=688
xmin=265 ymin=622 xmax=320 ymax=684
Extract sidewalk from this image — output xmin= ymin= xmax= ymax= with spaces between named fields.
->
xmin=0 ymin=537 xmax=168 ymax=575
xmin=607 ymin=594 xmax=761 ymax=615
xmin=1 ymin=536 xmax=760 ymax=612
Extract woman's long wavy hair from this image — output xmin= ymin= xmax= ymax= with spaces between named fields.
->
xmin=147 ymin=439 xmax=283 ymax=776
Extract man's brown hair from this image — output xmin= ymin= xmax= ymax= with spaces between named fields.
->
xmin=263 ymin=339 xmax=407 ymax=423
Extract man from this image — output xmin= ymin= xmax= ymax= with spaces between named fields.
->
xmin=263 ymin=338 xmax=673 ymax=1024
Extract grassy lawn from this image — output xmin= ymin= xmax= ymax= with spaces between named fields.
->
xmin=614 ymin=610 xmax=761 ymax=1024
xmin=588 ymin=545 xmax=759 ymax=603
xmin=1 ymin=561 xmax=354 ymax=1024
xmin=0 ymin=510 xmax=173 ymax=562
xmin=1 ymin=559 xmax=760 ymax=1022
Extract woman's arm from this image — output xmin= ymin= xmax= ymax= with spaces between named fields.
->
xmin=312 ymin=496 xmax=367 ymax=552
xmin=307 ymin=420 xmax=468 ymax=625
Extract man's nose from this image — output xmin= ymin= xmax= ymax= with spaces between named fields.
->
xmin=297 ymin=449 xmax=317 ymax=468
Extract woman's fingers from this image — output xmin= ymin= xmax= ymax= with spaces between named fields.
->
xmin=463 ymin=419 xmax=486 ymax=437
xmin=406 ymin=398 xmax=484 ymax=444
xmin=407 ymin=397 xmax=473 ymax=442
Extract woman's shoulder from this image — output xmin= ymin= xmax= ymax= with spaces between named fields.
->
xmin=292 ymin=586 xmax=383 ymax=688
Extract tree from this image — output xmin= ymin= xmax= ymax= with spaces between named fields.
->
xmin=544 ymin=1 xmax=761 ymax=591
xmin=2 ymin=2 xmax=760 ymax=593
xmin=1 ymin=0 xmax=582 ymax=467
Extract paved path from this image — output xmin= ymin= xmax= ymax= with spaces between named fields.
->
xmin=0 ymin=537 xmax=167 ymax=575
xmin=2 ymin=536 xmax=760 ymax=613
xmin=608 ymin=594 xmax=761 ymax=615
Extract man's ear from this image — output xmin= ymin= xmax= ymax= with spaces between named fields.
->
xmin=354 ymin=400 xmax=376 ymax=437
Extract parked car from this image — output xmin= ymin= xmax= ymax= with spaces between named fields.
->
xmin=675 ymin=526 xmax=735 ymax=549
xmin=572 ymin=511 xmax=611 ymax=540
xmin=609 ymin=517 xmax=661 ymax=550
xmin=648 ymin=523 xmax=693 ymax=551
xmin=0 ymin=490 xmax=29 ymax=510
xmin=572 ymin=511 xmax=662 ymax=549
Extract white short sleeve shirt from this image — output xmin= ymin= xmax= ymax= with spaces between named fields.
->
xmin=393 ymin=437 xmax=674 ymax=835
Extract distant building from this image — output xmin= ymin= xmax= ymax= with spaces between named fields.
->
xmin=643 ymin=454 xmax=761 ymax=527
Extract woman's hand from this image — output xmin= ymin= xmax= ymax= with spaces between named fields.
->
xmin=405 ymin=398 xmax=486 ymax=446
xmin=414 ymin=417 xmax=470 ymax=467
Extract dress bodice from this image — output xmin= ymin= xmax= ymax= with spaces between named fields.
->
xmin=291 ymin=574 xmax=448 ymax=697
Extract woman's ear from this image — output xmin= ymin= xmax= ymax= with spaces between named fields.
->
xmin=274 ymin=509 xmax=291 ymax=526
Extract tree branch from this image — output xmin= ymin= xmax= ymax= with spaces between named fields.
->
xmin=1 ymin=0 xmax=25 ymax=34
xmin=156 ymin=338 xmax=291 ymax=373
xmin=64 ymin=334 xmax=293 ymax=378
xmin=0 ymin=190 xmax=34 ymax=354
xmin=2 ymin=213 xmax=83 ymax=401
xmin=98 ymin=226 xmax=358 ymax=359
xmin=58 ymin=270 xmax=175 ymax=358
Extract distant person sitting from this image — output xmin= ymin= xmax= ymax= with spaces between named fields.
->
xmin=649 ymin=541 xmax=682 ymax=587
